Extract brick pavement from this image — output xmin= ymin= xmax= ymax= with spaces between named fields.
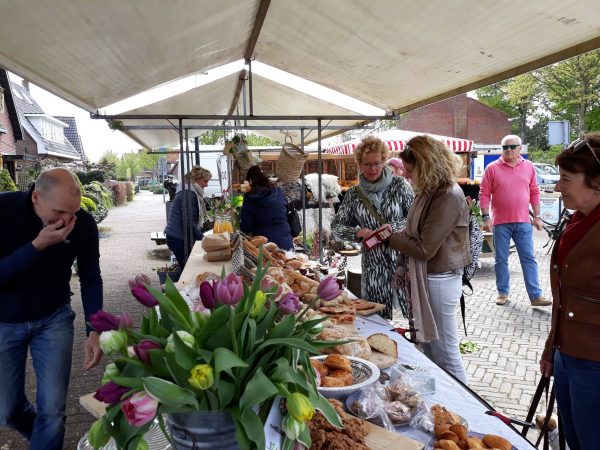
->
xmin=0 ymin=192 xmax=554 ymax=448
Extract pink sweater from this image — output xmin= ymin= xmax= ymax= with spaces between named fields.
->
xmin=479 ymin=156 xmax=540 ymax=225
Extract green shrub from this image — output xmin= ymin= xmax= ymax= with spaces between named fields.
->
xmin=125 ymin=181 xmax=135 ymax=201
xmin=91 ymin=204 xmax=108 ymax=224
xmin=76 ymin=170 xmax=106 ymax=185
xmin=0 ymin=169 xmax=17 ymax=192
xmin=80 ymin=195 xmax=97 ymax=212
xmin=85 ymin=181 xmax=114 ymax=208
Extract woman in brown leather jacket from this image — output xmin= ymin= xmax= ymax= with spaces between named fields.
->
xmin=540 ymin=133 xmax=600 ymax=450
xmin=389 ymin=135 xmax=471 ymax=383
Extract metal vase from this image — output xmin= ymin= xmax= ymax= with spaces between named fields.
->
xmin=166 ymin=411 xmax=239 ymax=450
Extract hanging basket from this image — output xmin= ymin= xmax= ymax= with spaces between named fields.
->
xmin=233 ymin=151 xmax=260 ymax=174
xmin=275 ymin=142 xmax=307 ymax=182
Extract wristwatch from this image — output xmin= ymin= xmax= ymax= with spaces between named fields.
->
xmin=481 ymin=214 xmax=491 ymax=221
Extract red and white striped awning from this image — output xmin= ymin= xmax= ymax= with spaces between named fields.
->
xmin=325 ymin=130 xmax=474 ymax=155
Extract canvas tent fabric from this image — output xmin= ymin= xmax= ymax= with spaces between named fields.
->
xmin=325 ymin=130 xmax=474 ymax=155
xmin=0 ymin=1 xmax=599 ymax=149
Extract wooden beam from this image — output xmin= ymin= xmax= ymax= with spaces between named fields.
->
xmin=227 ymin=70 xmax=247 ymax=116
xmin=244 ymin=0 xmax=271 ymax=61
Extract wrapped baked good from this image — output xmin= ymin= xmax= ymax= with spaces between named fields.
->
xmin=204 ymin=247 xmax=231 ymax=262
xmin=194 ymin=272 xmax=219 ymax=287
xmin=384 ymin=401 xmax=411 ymax=425
xmin=201 ymin=232 xmax=230 ymax=251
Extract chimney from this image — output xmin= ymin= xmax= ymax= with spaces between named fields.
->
xmin=22 ymin=79 xmax=30 ymax=93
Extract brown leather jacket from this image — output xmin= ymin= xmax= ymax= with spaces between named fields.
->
xmin=542 ymin=220 xmax=600 ymax=363
xmin=389 ymin=183 xmax=471 ymax=273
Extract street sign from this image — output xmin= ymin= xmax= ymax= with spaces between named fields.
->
xmin=548 ymin=120 xmax=570 ymax=146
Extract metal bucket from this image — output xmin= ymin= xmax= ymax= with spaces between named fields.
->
xmin=167 ymin=411 xmax=239 ymax=450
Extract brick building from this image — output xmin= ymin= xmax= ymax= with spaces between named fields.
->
xmin=397 ymin=93 xmax=511 ymax=145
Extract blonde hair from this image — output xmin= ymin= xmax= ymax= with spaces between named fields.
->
xmin=185 ymin=166 xmax=212 ymax=183
xmin=353 ymin=136 xmax=389 ymax=165
xmin=400 ymin=135 xmax=463 ymax=194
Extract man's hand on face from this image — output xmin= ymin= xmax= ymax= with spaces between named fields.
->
xmin=32 ymin=215 xmax=77 ymax=251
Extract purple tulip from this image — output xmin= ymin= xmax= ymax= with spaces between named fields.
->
xmin=317 ymin=276 xmax=341 ymax=301
xmin=278 ymin=293 xmax=300 ymax=315
xmin=128 ymin=273 xmax=151 ymax=291
xmin=131 ymin=284 xmax=158 ymax=307
xmin=214 ymin=273 xmax=244 ymax=305
xmin=90 ymin=310 xmax=120 ymax=332
xmin=119 ymin=312 xmax=133 ymax=329
xmin=93 ymin=381 xmax=130 ymax=404
xmin=199 ymin=280 xmax=216 ymax=309
xmin=133 ymin=339 xmax=162 ymax=365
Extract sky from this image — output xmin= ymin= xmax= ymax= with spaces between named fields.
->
xmin=8 ymin=61 xmax=384 ymax=162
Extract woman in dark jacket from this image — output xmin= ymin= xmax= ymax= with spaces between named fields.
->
xmin=540 ymin=133 xmax=600 ymax=450
xmin=241 ymin=166 xmax=293 ymax=250
xmin=164 ymin=166 xmax=211 ymax=268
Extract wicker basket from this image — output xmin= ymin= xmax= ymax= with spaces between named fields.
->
xmin=275 ymin=143 xmax=308 ymax=182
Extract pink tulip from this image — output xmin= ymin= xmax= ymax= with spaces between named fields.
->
xmin=214 ymin=273 xmax=243 ymax=305
xmin=261 ymin=277 xmax=283 ymax=299
xmin=133 ymin=339 xmax=162 ymax=365
xmin=317 ymin=276 xmax=341 ymax=301
xmin=128 ymin=273 xmax=152 ymax=291
xmin=93 ymin=381 xmax=130 ymax=404
xmin=121 ymin=391 xmax=158 ymax=427
xmin=278 ymin=293 xmax=300 ymax=315
xmin=131 ymin=284 xmax=158 ymax=307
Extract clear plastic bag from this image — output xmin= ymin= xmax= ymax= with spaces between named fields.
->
xmin=349 ymin=383 xmax=395 ymax=431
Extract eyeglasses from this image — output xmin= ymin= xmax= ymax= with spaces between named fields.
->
xmin=502 ymin=144 xmax=520 ymax=150
xmin=361 ymin=161 xmax=383 ymax=169
xmin=569 ymin=138 xmax=600 ymax=167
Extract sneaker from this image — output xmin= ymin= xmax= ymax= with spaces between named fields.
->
xmin=496 ymin=294 xmax=508 ymax=305
xmin=531 ymin=297 xmax=552 ymax=307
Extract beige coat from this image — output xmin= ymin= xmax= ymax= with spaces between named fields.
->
xmin=389 ymin=183 xmax=471 ymax=273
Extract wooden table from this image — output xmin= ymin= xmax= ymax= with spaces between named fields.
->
xmin=177 ymin=241 xmax=232 ymax=287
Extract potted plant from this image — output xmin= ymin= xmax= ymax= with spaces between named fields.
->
xmin=208 ymin=189 xmax=244 ymax=233
xmin=153 ymin=262 xmax=182 ymax=285
xmin=87 ymin=256 xmax=343 ymax=449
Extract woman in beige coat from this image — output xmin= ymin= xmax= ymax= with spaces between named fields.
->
xmin=389 ymin=135 xmax=471 ymax=383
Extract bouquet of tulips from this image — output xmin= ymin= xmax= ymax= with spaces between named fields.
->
xmin=87 ymin=254 xmax=344 ymax=450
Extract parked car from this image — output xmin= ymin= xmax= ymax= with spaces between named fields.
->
xmin=533 ymin=163 xmax=560 ymax=186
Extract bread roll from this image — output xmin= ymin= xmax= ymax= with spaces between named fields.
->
xmin=367 ymin=333 xmax=398 ymax=359
xmin=249 ymin=236 xmax=268 ymax=246
xmin=324 ymin=354 xmax=352 ymax=372
xmin=264 ymin=242 xmax=278 ymax=252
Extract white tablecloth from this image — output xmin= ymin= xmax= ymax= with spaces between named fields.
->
xmin=354 ymin=314 xmax=536 ymax=449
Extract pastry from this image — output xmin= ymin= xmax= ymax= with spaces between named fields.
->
xmin=323 ymin=354 xmax=352 ymax=372
xmin=321 ymin=376 xmax=346 ymax=387
xmin=249 ymin=236 xmax=268 ymax=246
xmin=263 ymin=242 xmax=278 ymax=252
xmin=482 ymin=434 xmax=512 ymax=450
xmin=328 ymin=369 xmax=353 ymax=386
xmin=310 ymin=359 xmax=329 ymax=378
xmin=194 ymin=272 xmax=219 ymax=287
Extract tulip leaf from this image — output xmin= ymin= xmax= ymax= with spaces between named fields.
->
xmin=196 ymin=305 xmax=230 ymax=348
xmin=254 ymin=301 xmax=277 ymax=338
xmin=204 ymin=326 xmax=232 ymax=351
xmin=307 ymin=384 xmax=343 ymax=428
xmin=109 ymin=376 xmax=143 ymax=390
xmin=239 ymin=368 xmax=278 ymax=412
xmin=171 ymin=330 xmax=196 ymax=371
xmin=142 ymin=377 xmax=199 ymax=408
xmin=238 ymin=407 xmax=266 ymax=450
xmin=164 ymin=277 xmax=191 ymax=320
xmin=214 ymin=347 xmax=249 ymax=377
xmin=297 ymin=421 xmax=312 ymax=448
xmin=165 ymin=352 xmax=194 ymax=388
xmin=266 ymin=314 xmax=295 ymax=339
xmin=216 ymin=378 xmax=236 ymax=409
xmin=147 ymin=350 xmax=171 ymax=377
xmin=295 ymin=316 xmax=328 ymax=332
xmin=267 ymin=357 xmax=296 ymax=384
xmin=243 ymin=318 xmax=257 ymax=357
xmin=254 ymin=338 xmax=320 ymax=356
xmin=309 ymin=339 xmax=353 ymax=349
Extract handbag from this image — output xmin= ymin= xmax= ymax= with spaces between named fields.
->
xmin=286 ymin=196 xmax=302 ymax=238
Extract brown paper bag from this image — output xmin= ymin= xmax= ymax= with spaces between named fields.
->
xmin=203 ymin=247 xmax=232 ymax=262
xmin=201 ymin=232 xmax=230 ymax=252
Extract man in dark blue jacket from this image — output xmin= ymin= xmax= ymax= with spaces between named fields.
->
xmin=0 ymin=168 xmax=103 ymax=449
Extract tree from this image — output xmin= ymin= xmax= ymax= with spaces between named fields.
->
xmin=536 ymin=49 xmax=600 ymax=137
xmin=98 ymin=150 xmax=119 ymax=180
xmin=117 ymin=153 xmax=143 ymax=181
xmin=138 ymin=149 xmax=161 ymax=171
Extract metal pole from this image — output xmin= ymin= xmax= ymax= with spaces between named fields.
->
xmin=300 ymin=129 xmax=307 ymax=249
xmin=247 ymin=59 xmax=254 ymax=116
xmin=178 ymin=119 xmax=189 ymax=267
xmin=318 ymin=119 xmax=323 ymax=264
xmin=242 ymin=78 xmax=248 ymax=127
xmin=194 ymin=136 xmax=200 ymax=165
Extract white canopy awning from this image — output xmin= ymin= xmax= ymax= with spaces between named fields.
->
xmin=0 ymin=1 xmax=598 ymax=148
xmin=325 ymin=130 xmax=474 ymax=155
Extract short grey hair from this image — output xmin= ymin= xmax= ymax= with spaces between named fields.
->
xmin=501 ymin=134 xmax=522 ymax=146
xmin=35 ymin=168 xmax=81 ymax=198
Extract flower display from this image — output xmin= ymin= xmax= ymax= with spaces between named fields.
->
xmin=88 ymin=256 xmax=343 ymax=450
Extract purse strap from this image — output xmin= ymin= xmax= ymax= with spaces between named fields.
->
xmin=522 ymin=375 xmax=565 ymax=450
xmin=355 ymin=186 xmax=387 ymax=226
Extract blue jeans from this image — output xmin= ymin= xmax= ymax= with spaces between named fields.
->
xmin=492 ymin=222 xmax=542 ymax=300
xmin=0 ymin=304 xmax=75 ymax=450
xmin=553 ymin=351 xmax=600 ymax=450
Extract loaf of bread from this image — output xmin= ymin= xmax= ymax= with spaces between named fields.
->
xmin=367 ymin=333 xmax=398 ymax=359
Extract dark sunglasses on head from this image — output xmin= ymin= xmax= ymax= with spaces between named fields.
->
xmin=569 ymin=138 xmax=600 ymax=166
xmin=502 ymin=144 xmax=520 ymax=150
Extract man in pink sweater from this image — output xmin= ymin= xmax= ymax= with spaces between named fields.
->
xmin=480 ymin=135 xmax=551 ymax=307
